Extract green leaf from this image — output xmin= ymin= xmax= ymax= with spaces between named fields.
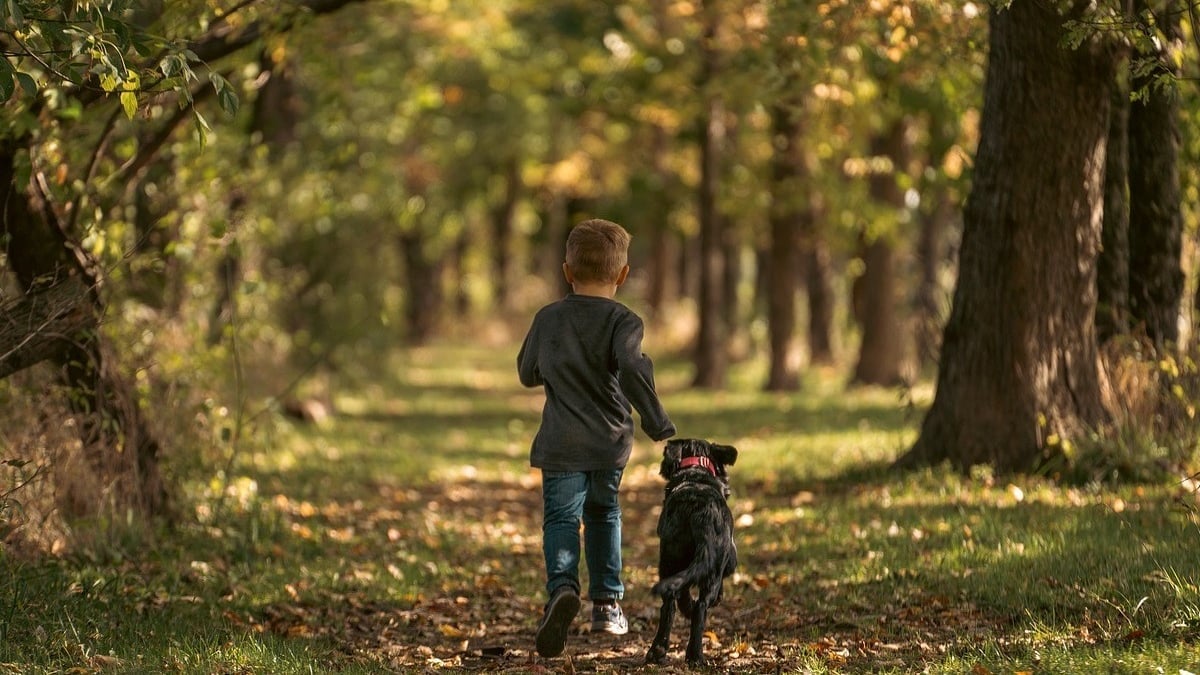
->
xmin=120 ymin=91 xmax=137 ymax=119
xmin=193 ymin=109 xmax=211 ymax=149
xmin=15 ymin=72 xmax=36 ymax=96
xmin=159 ymin=54 xmax=184 ymax=78
xmin=0 ymin=71 xmax=14 ymax=101
xmin=3 ymin=0 xmax=24 ymax=29
xmin=211 ymin=73 xmax=240 ymax=117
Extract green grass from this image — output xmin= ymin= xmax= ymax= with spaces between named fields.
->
xmin=2 ymin=341 xmax=1200 ymax=673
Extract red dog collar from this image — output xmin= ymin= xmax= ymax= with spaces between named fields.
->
xmin=679 ymin=455 xmax=717 ymax=476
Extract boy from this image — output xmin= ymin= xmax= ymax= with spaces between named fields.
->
xmin=517 ymin=218 xmax=676 ymax=658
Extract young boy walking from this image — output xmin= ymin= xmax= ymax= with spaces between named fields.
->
xmin=517 ymin=218 xmax=676 ymax=658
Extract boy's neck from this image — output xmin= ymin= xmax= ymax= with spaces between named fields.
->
xmin=571 ymin=282 xmax=618 ymax=299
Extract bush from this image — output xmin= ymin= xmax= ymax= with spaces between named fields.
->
xmin=1059 ymin=338 xmax=1200 ymax=484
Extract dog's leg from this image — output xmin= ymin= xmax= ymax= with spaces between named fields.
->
xmin=644 ymin=595 xmax=676 ymax=664
xmin=685 ymin=598 xmax=708 ymax=666
xmin=677 ymin=589 xmax=695 ymax=620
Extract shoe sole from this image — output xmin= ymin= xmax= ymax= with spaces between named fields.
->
xmin=535 ymin=592 xmax=581 ymax=657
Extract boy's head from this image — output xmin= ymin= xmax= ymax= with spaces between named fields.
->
xmin=564 ymin=219 xmax=631 ymax=285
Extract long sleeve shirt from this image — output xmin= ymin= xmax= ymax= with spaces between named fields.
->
xmin=517 ymin=293 xmax=676 ymax=471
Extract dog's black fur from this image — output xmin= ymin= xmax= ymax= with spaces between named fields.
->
xmin=645 ymin=438 xmax=738 ymax=666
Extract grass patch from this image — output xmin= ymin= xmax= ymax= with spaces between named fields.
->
xmin=2 ymin=342 xmax=1199 ymax=673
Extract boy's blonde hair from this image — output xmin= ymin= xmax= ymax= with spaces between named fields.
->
xmin=565 ymin=219 xmax=631 ymax=283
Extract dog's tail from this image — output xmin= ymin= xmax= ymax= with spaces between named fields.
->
xmin=652 ymin=544 xmax=721 ymax=600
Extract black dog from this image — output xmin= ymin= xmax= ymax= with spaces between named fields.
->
xmin=645 ymin=438 xmax=738 ymax=667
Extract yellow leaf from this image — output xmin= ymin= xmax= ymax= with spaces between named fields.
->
xmin=120 ymin=91 xmax=137 ymax=119
xmin=440 ymin=624 xmax=466 ymax=638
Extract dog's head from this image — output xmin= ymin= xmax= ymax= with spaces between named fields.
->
xmin=660 ymin=438 xmax=738 ymax=495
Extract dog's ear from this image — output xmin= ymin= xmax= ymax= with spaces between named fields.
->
xmin=660 ymin=439 xmax=683 ymax=479
xmin=711 ymin=443 xmax=738 ymax=466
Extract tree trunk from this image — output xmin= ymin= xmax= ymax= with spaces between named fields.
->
xmin=646 ymin=128 xmax=678 ymax=320
xmin=0 ymin=144 xmax=167 ymax=515
xmin=1127 ymin=0 xmax=1184 ymax=349
xmin=898 ymin=2 xmax=1115 ymax=472
xmin=722 ymin=221 xmax=742 ymax=358
xmin=691 ymin=14 xmax=727 ymax=388
xmin=851 ymin=121 xmax=910 ymax=387
xmin=0 ymin=276 xmax=94 ymax=379
xmin=398 ymin=229 xmax=444 ymax=345
xmin=804 ymin=234 xmax=835 ymax=365
xmin=1097 ymin=75 xmax=1131 ymax=344
xmin=914 ymin=187 xmax=954 ymax=367
xmin=851 ymin=236 xmax=904 ymax=386
xmin=765 ymin=99 xmax=803 ymax=390
xmin=491 ymin=157 xmax=521 ymax=310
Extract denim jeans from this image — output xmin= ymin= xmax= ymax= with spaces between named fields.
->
xmin=541 ymin=468 xmax=625 ymax=601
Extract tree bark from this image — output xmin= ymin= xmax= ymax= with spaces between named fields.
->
xmin=1097 ymin=75 xmax=1131 ymax=344
xmin=0 ymin=276 xmax=93 ymax=379
xmin=490 ymin=157 xmax=521 ymax=310
xmin=0 ymin=144 xmax=168 ymax=514
xmin=765 ymin=99 xmax=803 ymax=390
xmin=851 ymin=120 xmax=910 ymax=387
xmin=804 ymin=234 xmax=835 ymax=365
xmin=898 ymin=2 xmax=1115 ymax=472
xmin=1127 ymin=0 xmax=1184 ymax=349
xmin=914 ymin=186 xmax=954 ymax=367
xmin=398 ymin=229 xmax=444 ymax=345
xmin=691 ymin=14 xmax=727 ymax=388
xmin=646 ymin=128 xmax=678 ymax=319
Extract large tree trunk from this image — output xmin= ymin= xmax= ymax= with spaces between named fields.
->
xmin=851 ymin=121 xmax=910 ymax=386
xmin=1097 ymin=75 xmax=1131 ymax=344
xmin=691 ymin=14 xmax=727 ymax=388
xmin=764 ymin=99 xmax=803 ymax=390
xmin=898 ymin=2 xmax=1115 ymax=472
xmin=1127 ymin=0 xmax=1184 ymax=349
xmin=0 ymin=144 xmax=168 ymax=515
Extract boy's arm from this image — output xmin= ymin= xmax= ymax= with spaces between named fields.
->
xmin=517 ymin=323 xmax=542 ymax=387
xmin=613 ymin=315 xmax=675 ymax=441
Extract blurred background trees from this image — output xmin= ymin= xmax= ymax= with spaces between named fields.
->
xmin=0 ymin=0 xmax=1197 ymax=541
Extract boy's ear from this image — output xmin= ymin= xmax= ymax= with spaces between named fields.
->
xmin=712 ymin=443 xmax=738 ymax=466
xmin=562 ymin=263 xmax=574 ymax=284
xmin=614 ymin=264 xmax=629 ymax=287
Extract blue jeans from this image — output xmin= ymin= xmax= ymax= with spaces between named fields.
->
xmin=541 ymin=469 xmax=625 ymax=601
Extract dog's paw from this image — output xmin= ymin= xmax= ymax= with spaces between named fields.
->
xmin=644 ymin=645 xmax=668 ymax=665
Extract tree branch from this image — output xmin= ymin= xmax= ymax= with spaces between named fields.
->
xmin=0 ymin=276 xmax=95 ymax=380
xmin=188 ymin=0 xmax=370 ymax=64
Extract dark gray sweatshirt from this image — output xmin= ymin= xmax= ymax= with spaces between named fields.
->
xmin=517 ymin=294 xmax=676 ymax=471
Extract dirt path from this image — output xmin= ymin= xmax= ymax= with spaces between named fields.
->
xmin=234 ymin=465 xmax=1003 ymax=673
